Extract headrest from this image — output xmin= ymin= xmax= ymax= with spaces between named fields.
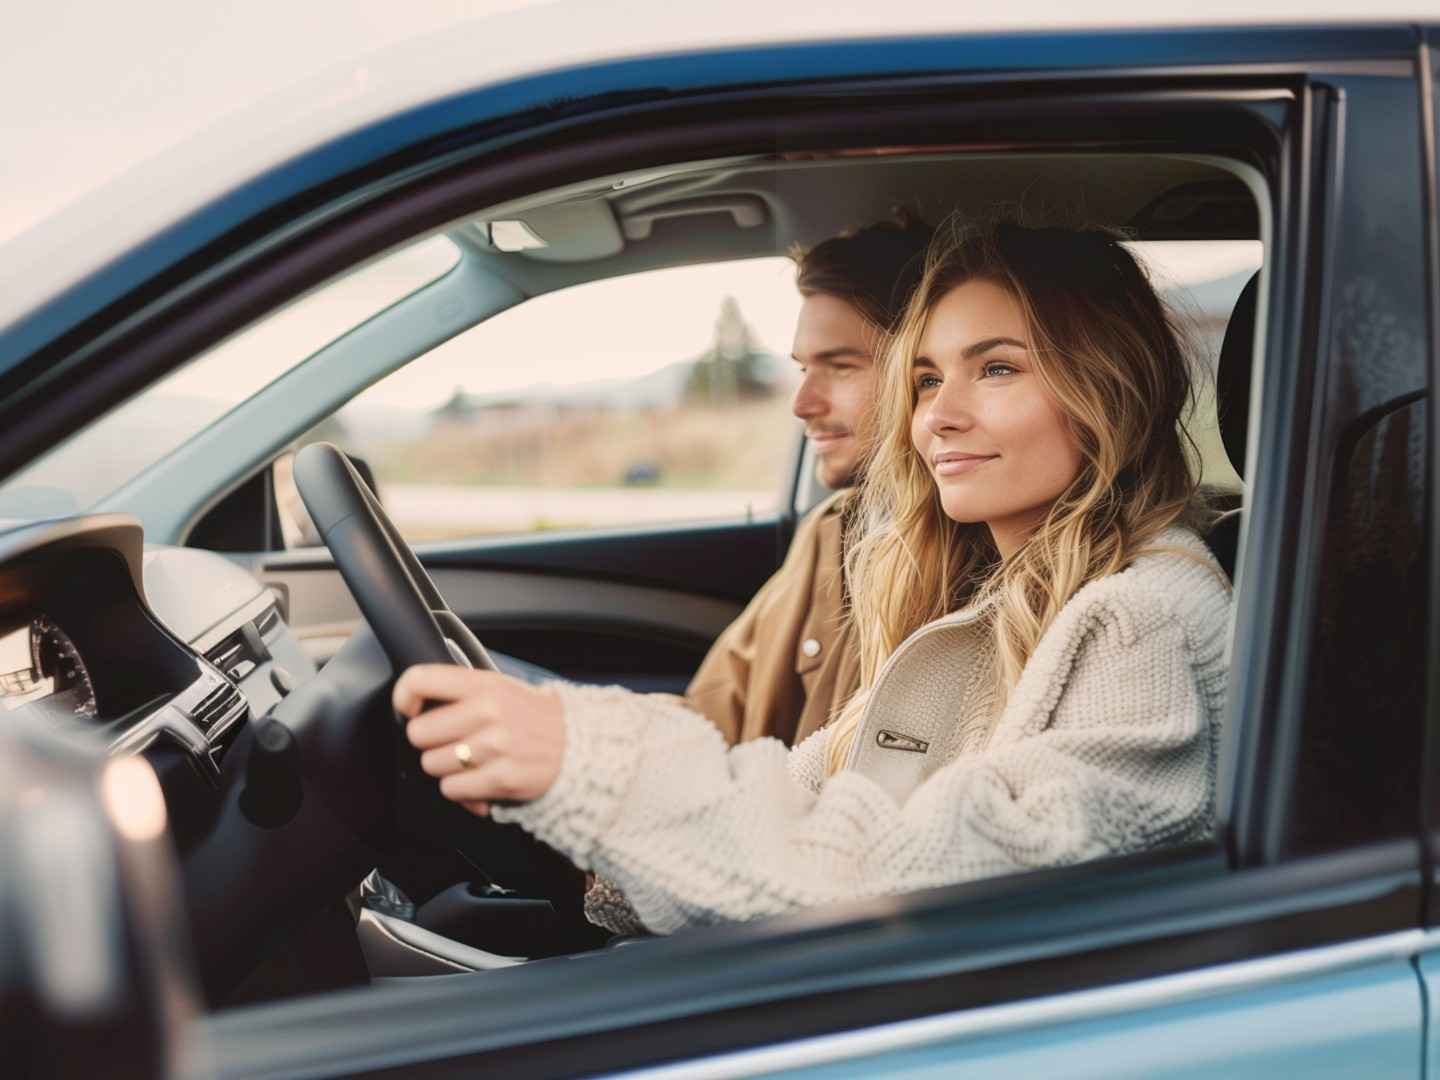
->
xmin=1215 ymin=272 xmax=1259 ymax=477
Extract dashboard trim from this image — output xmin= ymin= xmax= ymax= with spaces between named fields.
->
xmin=189 ymin=590 xmax=278 ymax=657
xmin=109 ymin=658 xmax=250 ymax=777
xmin=0 ymin=513 xmax=145 ymax=591
xmin=110 ymin=701 xmax=214 ymax=773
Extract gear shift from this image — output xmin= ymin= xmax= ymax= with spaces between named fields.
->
xmin=359 ymin=869 xmax=416 ymax=922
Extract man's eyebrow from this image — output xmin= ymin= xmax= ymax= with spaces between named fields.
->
xmin=791 ymin=346 xmax=871 ymax=362
xmin=961 ymin=336 xmax=1027 ymax=360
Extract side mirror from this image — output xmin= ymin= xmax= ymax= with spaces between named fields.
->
xmin=0 ymin=719 xmax=201 ymax=1078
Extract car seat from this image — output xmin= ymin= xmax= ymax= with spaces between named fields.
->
xmin=1203 ymin=271 xmax=1259 ymax=579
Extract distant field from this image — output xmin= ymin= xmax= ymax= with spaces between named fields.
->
xmin=368 ymin=396 xmax=797 ymax=491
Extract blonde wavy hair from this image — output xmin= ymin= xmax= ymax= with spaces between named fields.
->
xmin=825 ymin=219 xmax=1212 ymax=774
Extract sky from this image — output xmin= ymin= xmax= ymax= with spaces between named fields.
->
xmin=0 ymin=1 xmax=545 ymax=247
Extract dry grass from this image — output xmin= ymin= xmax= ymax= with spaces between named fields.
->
xmin=372 ymin=397 xmax=797 ymax=490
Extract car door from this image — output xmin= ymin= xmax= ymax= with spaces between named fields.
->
xmin=0 ymin=21 xmax=1431 ymax=1080
xmin=176 ymin=27 xmax=1434 ymax=1080
xmin=257 ymin=514 xmax=792 ymax=692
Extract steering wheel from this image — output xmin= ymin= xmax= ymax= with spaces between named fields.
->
xmin=290 ymin=442 xmax=577 ymax=903
xmin=292 ymin=442 xmax=495 ymax=674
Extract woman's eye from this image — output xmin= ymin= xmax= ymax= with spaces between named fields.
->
xmin=914 ymin=374 xmax=941 ymax=391
xmin=981 ymin=362 xmax=1017 ymax=378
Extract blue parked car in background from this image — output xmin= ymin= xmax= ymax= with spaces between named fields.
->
xmin=1 ymin=3 xmax=1438 ymax=1076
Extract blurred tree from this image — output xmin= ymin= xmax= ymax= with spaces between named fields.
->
xmin=685 ymin=296 xmax=777 ymax=403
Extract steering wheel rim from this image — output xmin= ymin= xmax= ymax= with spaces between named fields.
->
xmin=288 ymin=442 xmax=603 ymax=945
xmin=292 ymin=442 xmax=495 ymax=673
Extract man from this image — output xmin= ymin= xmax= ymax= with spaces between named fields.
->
xmin=684 ymin=215 xmax=933 ymax=747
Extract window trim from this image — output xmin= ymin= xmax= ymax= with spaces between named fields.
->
xmin=1418 ymin=34 xmax=1440 ymax=928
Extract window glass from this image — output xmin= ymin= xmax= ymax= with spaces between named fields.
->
xmin=284 ymin=258 xmax=802 ymax=543
xmin=0 ymin=236 xmax=460 ymax=517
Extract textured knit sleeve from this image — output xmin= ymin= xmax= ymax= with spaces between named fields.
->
xmin=494 ymin=601 xmax=1217 ymax=934
xmin=580 ymin=725 xmax=830 ymax=935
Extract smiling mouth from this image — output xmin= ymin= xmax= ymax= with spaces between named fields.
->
xmin=933 ymin=453 xmax=999 ymax=476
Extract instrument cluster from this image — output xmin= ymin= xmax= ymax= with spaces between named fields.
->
xmin=0 ymin=613 xmax=98 ymax=723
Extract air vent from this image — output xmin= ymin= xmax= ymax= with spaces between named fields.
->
xmin=205 ymin=608 xmax=276 ymax=682
xmin=192 ymin=680 xmax=246 ymax=741
xmin=255 ymin=604 xmax=281 ymax=638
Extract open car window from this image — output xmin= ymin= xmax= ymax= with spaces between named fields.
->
xmin=276 ymin=257 xmax=803 ymax=544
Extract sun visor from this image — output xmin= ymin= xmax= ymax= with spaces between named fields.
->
xmin=487 ymin=200 xmax=625 ymax=262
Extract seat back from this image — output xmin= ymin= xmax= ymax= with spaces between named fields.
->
xmin=1203 ymin=271 xmax=1259 ymax=579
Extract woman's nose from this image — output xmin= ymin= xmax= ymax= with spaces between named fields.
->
xmin=922 ymin=381 xmax=975 ymax=436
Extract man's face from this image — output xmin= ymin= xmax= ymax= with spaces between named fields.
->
xmin=791 ymin=294 xmax=880 ymax=490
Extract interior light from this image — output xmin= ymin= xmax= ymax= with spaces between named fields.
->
xmin=488 ymin=220 xmax=548 ymax=251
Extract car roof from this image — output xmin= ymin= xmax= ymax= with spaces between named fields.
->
xmin=0 ymin=1 xmax=1432 ymax=369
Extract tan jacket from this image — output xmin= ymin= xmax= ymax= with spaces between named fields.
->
xmin=683 ymin=491 xmax=860 ymax=747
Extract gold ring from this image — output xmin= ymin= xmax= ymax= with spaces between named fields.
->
xmin=454 ymin=741 xmax=474 ymax=767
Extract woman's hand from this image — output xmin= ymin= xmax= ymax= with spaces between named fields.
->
xmin=393 ymin=665 xmax=566 ymax=816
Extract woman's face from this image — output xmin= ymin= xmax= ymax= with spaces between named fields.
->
xmin=910 ymin=279 xmax=1084 ymax=557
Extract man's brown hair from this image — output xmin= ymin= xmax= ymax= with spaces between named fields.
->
xmin=793 ymin=211 xmax=934 ymax=331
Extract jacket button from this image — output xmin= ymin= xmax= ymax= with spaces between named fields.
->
xmin=802 ymin=638 xmax=822 ymax=658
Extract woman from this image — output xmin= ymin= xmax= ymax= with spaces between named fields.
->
xmin=394 ymin=220 xmax=1232 ymax=934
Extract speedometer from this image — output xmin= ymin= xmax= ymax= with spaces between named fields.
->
xmin=27 ymin=616 xmax=97 ymax=720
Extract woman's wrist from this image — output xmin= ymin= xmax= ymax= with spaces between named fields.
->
xmin=492 ymin=682 xmax=652 ymax=865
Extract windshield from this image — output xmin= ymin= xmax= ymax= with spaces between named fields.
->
xmin=0 ymin=236 xmax=459 ymax=518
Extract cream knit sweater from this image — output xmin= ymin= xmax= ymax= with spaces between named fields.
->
xmin=494 ymin=527 xmax=1230 ymax=934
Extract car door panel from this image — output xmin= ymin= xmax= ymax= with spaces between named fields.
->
xmin=197 ymin=847 xmax=1426 ymax=1079
xmin=1414 ymin=950 xmax=1440 ymax=1079
xmin=739 ymin=955 xmax=1422 ymax=1079
xmin=256 ymin=517 xmax=780 ymax=687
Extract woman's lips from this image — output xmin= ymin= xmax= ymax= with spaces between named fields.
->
xmin=933 ymin=453 xmax=999 ymax=476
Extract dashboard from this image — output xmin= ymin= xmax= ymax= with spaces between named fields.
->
xmin=0 ymin=514 xmax=315 ymax=812
xmin=0 ymin=512 xmax=395 ymax=1001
